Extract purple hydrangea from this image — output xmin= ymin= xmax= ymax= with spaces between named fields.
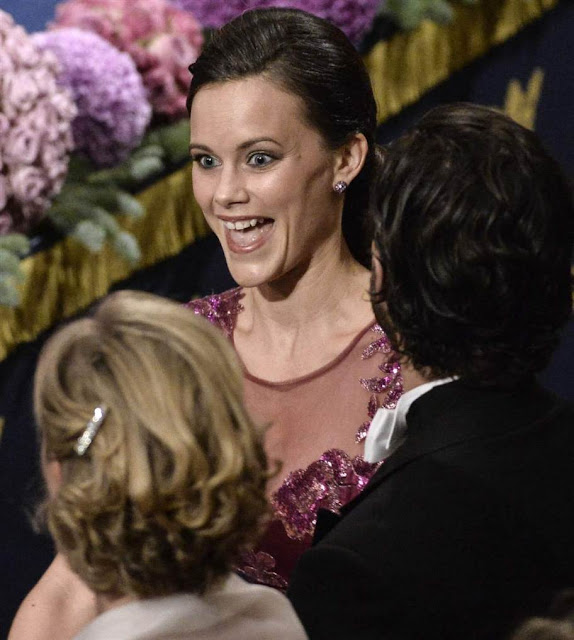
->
xmin=171 ymin=0 xmax=379 ymax=44
xmin=33 ymin=28 xmax=152 ymax=167
xmin=278 ymin=0 xmax=380 ymax=44
xmin=0 ymin=10 xmax=76 ymax=235
xmin=170 ymin=0 xmax=257 ymax=29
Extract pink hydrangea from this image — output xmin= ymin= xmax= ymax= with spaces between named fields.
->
xmin=0 ymin=10 xmax=76 ymax=235
xmin=52 ymin=0 xmax=204 ymax=120
xmin=33 ymin=29 xmax=152 ymax=167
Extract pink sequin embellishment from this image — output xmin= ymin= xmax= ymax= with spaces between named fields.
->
xmin=186 ymin=287 xmax=244 ymax=338
xmin=356 ymin=325 xmax=403 ymax=443
xmin=271 ymin=448 xmax=379 ymax=540
xmin=361 ymin=324 xmax=392 ymax=359
xmin=237 ymin=551 xmax=288 ymax=592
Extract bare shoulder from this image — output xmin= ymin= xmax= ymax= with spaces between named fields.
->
xmin=9 ymin=554 xmax=96 ymax=640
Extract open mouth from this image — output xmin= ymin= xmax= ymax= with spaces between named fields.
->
xmin=223 ymin=217 xmax=274 ymax=252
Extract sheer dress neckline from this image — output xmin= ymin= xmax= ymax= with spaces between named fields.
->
xmin=186 ymin=287 xmax=403 ymax=591
xmin=237 ymin=321 xmax=376 ymax=388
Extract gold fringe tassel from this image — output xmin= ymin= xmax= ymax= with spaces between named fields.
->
xmin=364 ymin=0 xmax=559 ymax=123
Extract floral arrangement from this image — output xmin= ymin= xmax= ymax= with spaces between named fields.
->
xmin=0 ymin=0 xmax=484 ymax=308
xmin=0 ymin=10 xmax=76 ymax=236
xmin=171 ymin=0 xmax=381 ymax=44
xmin=172 ymin=0 xmax=479 ymax=38
xmin=0 ymin=9 xmax=76 ymax=306
xmin=32 ymin=29 xmax=152 ymax=168
xmin=51 ymin=0 xmax=204 ymax=121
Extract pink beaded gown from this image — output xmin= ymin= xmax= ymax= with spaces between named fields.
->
xmin=188 ymin=288 xmax=403 ymax=591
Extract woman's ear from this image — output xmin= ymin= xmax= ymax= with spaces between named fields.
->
xmin=42 ymin=454 xmax=63 ymax=498
xmin=333 ymin=132 xmax=369 ymax=186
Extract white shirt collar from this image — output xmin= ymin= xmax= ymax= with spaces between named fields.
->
xmin=364 ymin=378 xmax=455 ymax=463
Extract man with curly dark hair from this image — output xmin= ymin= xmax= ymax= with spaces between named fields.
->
xmin=288 ymin=103 xmax=574 ymax=640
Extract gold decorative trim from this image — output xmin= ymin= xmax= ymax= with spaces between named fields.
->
xmin=0 ymin=164 xmax=210 ymax=361
xmin=503 ymin=67 xmax=545 ymax=129
xmin=364 ymin=0 xmax=559 ymax=123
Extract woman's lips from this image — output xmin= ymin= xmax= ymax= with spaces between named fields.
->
xmin=223 ymin=219 xmax=274 ymax=254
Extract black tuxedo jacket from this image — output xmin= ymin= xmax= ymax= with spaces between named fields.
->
xmin=287 ymin=380 xmax=574 ymax=640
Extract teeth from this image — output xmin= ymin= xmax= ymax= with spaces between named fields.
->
xmin=224 ymin=218 xmax=266 ymax=230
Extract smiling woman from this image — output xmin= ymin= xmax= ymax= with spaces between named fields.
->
xmin=9 ymin=8 xmax=411 ymax=640
xmin=189 ymin=75 xmax=351 ymax=288
xmin=185 ymin=6 xmax=413 ymax=578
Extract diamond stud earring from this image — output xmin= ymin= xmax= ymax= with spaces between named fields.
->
xmin=333 ymin=181 xmax=348 ymax=195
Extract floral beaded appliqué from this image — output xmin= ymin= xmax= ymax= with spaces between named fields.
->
xmin=268 ymin=323 xmax=401 ymax=544
xmin=186 ymin=287 xmax=244 ymax=338
xmin=188 ymin=293 xmax=403 ymax=587
xmin=271 ymin=449 xmax=379 ymax=541
xmin=237 ymin=551 xmax=289 ymax=592
xmin=356 ymin=324 xmax=403 ymax=444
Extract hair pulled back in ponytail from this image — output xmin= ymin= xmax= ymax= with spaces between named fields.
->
xmin=188 ymin=8 xmax=379 ymax=266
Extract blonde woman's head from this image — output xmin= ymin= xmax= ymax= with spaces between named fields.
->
xmin=36 ymin=290 xmax=269 ymax=598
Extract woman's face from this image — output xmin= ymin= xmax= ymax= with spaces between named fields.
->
xmin=189 ymin=75 xmax=343 ymax=288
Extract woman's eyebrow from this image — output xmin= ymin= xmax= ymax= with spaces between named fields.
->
xmin=189 ymin=143 xmax=212 ymax=154
xmin=237 ymin=137 xmax=281 ymax=150
xmin=189 ymin=138 xmax=281 ymax=155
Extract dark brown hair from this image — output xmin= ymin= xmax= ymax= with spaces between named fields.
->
xmin=187 ymin=8 xmax=378 ymax=266
xmin=370 ymin=103 xmax=574 ymax=385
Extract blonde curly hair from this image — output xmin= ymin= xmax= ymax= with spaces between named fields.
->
xmin=36 ymin=290 xmax=270 ymax=598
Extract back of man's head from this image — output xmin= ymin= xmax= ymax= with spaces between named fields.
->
xmin=371 ymin=103 xmax=574 ymax=386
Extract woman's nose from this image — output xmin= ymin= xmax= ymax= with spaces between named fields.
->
xmin=214 ymin=166 xmax=248 ymax=209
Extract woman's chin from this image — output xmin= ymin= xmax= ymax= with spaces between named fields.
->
xmin=227 ymin=264 xmax=278 ymax=289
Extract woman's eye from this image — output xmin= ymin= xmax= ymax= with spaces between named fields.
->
xmin=192 ymin=154 xmax=221 ymax=169
xmin=247 ymin=153 xmax=274 ymax=168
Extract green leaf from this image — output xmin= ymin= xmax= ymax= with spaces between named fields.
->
xmin=89 ymin=207 xmax=121 ymax=235
xmin=128 ymin=156 xmax=164 ymax=182
xmin=86 ymin=165 xmax=133 ymax=187
xmin=383 ymin=0 xmax=426 ymax=30
xmin=72 ymin=220 xmax=107 ymax=252
xmin=156 ymin=119 xmax=191 ymax=165
xmin=425 ymin=0 xmax=455 ymax=23
xmin=115 ymin=192 xmax=145 ymax=219
xmin=131 ymin=144 xmax=165 ymax=160
xmin=66 ymin=154 xmax=98 ymax=183
xmin=0 ymin=276 xmax=21 ymax=308
xmin=112 ymin=231 xmax=141 ymax=265
xmin=0 ymin=249 xmax=25 ymax=281
xmin=0 ymin=234 xmax=31 ymax=256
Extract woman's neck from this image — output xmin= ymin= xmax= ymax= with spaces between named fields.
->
xmin=242 ymin=242 xmax=370 ymax=332
xmin=95 ymin=592 xmax=136 ymax=617
xmin=235 ymin=242 xmax=374 ymax=380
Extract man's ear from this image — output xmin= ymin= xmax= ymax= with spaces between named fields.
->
xmin=333 ymin=132 xmax=368 ymax=186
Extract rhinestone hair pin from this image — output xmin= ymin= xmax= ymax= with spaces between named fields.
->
xmin=74 ymin=406 xmax=108 ymax=456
